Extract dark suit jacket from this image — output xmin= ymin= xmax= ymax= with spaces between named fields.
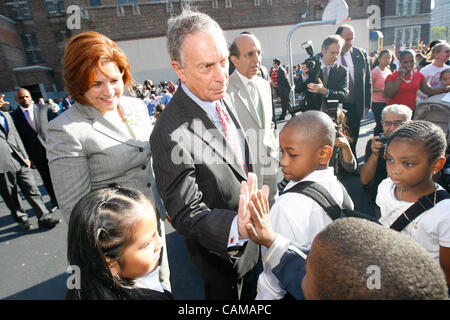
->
xmin=0 ymin=111 xmax=29 ymax=173
xmin=276 ymin=66 xmax=292 ymax=97
xmin=10 ymin=105 xmax=48 ymax=166
xmin=150 ymin=87 xmax=259 ymax=294
xmin=295 ymin=62 xmax=349 ymax=110
xmin=345 ymin=46 xmax=372 ymax=120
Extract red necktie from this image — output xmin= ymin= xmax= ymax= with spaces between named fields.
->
xmin=215 ymin=102 xmax=247 ymax=175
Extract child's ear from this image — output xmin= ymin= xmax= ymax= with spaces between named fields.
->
xmin=319 ymin=145 xmax=333 ymax=165
xmin=431 ymin=156 xmax=446 ymax=175
xmin=105 ymin=257 xmax=121 ymax=277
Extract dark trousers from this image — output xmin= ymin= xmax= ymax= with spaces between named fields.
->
xmin=372 ymin=102 xmax=387 ymax=136
xmin=278 ymin=92 xmax=292 ymax=119
xmin=185 ymin=239 xmax=259 ymax=300
xmin=344 ymin=103 xmax=362 ymax=157
xmin=0 ymin=155 xmax=48 ymax=222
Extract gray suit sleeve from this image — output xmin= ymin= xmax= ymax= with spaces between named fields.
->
xmin=46 ymin=120 xmax=91 ymax=223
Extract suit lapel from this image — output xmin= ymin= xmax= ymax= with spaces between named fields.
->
xmin=232 ymin=76 xmax=262 ymax=127
xmin=351 ymin=48 xmax=362 ymax=81
xmin=179 ymin=89 xmax=249 ymax=180
xmin=76 ymin=103 xmax=142 ymax=148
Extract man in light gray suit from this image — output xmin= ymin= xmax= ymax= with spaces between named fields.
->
xmin=228 ymin=33 xmax=279 ymax=205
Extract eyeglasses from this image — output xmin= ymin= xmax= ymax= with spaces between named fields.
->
xmin=243 ymin=50 xmax=263 ymax=58
xmin=381 ymin=120 xmax=406 ymax=127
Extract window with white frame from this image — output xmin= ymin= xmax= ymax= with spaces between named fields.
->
xmin=395 ymin=0 xmax=421 ymax=16
xmin=394 ymin=26 xmax=421 ymax=48
xmin=20 ymin=33 xmax=43 ymax=64
xmin=3 ymin=0 xmax=32 ymax=20
xmin=225 ymin=0 xmax=232 ymax=8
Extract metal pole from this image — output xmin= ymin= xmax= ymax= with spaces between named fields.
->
xmin=287 ymin=19 xmax=336 ymax=110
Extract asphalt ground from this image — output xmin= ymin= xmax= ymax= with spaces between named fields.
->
xmin=0 ymin=108 xmax=376 ymax=300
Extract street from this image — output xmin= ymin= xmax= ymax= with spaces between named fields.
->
xmin=0 ymin=109 xmax=376 ymax=300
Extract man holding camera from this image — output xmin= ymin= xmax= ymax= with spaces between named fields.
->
xmin=295 ymin=35 xmax=349 ymax=113
xmin=360 ymin=104 xmax=412 ymax=205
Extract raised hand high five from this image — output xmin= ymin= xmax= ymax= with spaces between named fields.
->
xmin=246 ymin=186 xmax=276 ymax=248
xmin=237 ymin=172 xmax=258 ymax=239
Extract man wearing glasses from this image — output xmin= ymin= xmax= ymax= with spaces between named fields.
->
xmin=228 ymin=33 xmax=279 ymax=206
xmin=360 ymin=104 xmax=412 ymax=206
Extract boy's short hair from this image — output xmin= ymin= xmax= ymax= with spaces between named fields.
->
xmin=283 ymin=111 xmax=336 ymax=149
xmin=311 ymin=218 xmax=448 ymax=299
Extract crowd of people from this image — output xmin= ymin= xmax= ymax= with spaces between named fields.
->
xmin=0 ymin=9 xmax=449 ymax=301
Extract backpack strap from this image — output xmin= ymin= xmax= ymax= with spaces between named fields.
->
xmin=284 ymin=181 xmax=343 ymax=221
xmin=390 ymin=190 xmax=450 ymax=232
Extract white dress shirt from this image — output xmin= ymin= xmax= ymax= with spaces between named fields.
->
xmin=338 ymin=50 xmax=355 ymax=82
xmin=376 ymin=178 xmax=450 ymax=263
xmin=256 ymin=167 xmax=350 ymax=299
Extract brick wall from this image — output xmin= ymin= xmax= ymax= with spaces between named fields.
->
xmin=72 ymin=0 xmax=381 ymax=41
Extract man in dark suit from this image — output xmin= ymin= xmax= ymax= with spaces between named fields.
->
xmin=273 ymin=58 xmax=293 ymax=121
xmin=11 ymin=88 xmax=58 ymax=212
xmin=295 ymin=35 xmax=349 ymax=112
xmin=336 ymin=25 xmax=372 ymax=157
xmin=150 ymin=10 xmax=259 ymax=300
xmin=0 ymin=95 xmax=59 ymax=230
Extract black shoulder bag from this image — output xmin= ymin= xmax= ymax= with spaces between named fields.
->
xmin=389 ymin=190 xmax=450 ymax=232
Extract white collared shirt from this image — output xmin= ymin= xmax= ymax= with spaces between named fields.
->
xmin=20 ymin=104 xmax=34 ymax=118
xmin=376 ymin=178 xmax=450 ymax=263
xmin=234 ymin=69 xmax=255 ymax=98
xmin=339 ymin=49 xmax=354 ymax=81
xmin=256 ymin=167 xmax=350 ymax=299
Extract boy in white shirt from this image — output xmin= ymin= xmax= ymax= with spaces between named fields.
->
xmin=255 ymin=110 xmax=353 ymax=299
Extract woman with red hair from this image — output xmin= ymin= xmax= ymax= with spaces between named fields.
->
xmin=45 ymin=31 xmax=171 ymax=293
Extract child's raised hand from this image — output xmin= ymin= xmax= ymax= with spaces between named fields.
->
xmin=238 ymin=172 xmax=258 ymax=239
xmin=246 ymin=188 xmax=276 ymax=248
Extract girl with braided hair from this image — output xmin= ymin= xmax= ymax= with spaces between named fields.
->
xmin=376 ymin=120 xmax=450 ymax=287
xmin=65 ymin=185 xmax=173 ymax=300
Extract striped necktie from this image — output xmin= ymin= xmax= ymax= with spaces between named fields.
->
xmin=215 ymin=101 xmax=247 ymax=175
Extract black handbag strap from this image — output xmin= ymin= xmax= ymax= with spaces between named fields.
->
xmin=284 ymin=181 xmax=344 ymax=221
xmin=390 ymin=190 xmax=450 ymax=232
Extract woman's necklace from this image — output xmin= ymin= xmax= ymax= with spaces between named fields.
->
xmin=401 ymin=72 xmax=413 ymax=84
xmin=401 ymin=184 xmax=438 ymax=230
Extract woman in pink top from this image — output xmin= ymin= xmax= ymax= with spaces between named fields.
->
xmin=371 ymin=49 xmax=392 ymax=135
xmin=385 ymin=50 xmax=449 ymax=112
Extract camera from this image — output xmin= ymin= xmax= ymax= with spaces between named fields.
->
xmin=377 ymin=135 xmax=388 ymax=144
xmin=301 ymin=41 xmax=322 ymax=83
xmin=294 ymin=41 xmax=323 ymax=113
